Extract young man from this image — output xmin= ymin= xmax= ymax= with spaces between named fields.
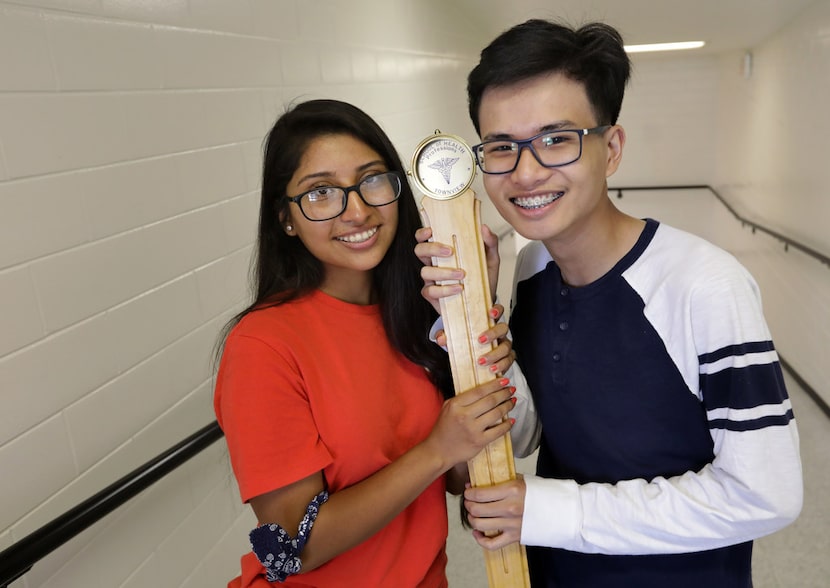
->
xmin=416 ymin=19 xmax=802 ymax=588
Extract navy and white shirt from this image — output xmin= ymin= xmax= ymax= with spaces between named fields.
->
xmin=510 ymin=219 xmax=802 ymax=588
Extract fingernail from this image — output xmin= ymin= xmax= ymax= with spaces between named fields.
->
xmin=510 ymin=418 xmax=516 ymax=425
xmin=489 ymin=308 xmax=499 ymax=318
xmin=478 ymin=334 xmax=488 ymax=343
xmin=511 ymin=397 xmax=517 ymax=405
xmin=499 ymin=377 xmax=510 ymax=386
xmin=510 ymin=386 xmax=516 ymax=395
xmin=489 ymin=364 xmax=499 ymax=373
xmin=477 ymin=356 xmax=487 ymax=365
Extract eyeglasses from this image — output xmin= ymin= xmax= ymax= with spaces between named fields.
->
xmin=472 ymin=126 xmax=611 ymax=174
xmin=286 ymin=171 xmax=403 ymax=221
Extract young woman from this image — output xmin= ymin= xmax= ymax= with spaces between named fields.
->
xmin=214 ymin=99 xmax=525 ymax=587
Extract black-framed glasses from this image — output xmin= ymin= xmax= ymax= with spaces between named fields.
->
xmin=286 ymin=171 xmax=403 ymax=221
xmin=472 ymin=126 xmax=611 ymax=174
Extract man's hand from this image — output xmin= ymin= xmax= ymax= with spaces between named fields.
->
xmin=464 ymin=477 xmax=527 ymax=551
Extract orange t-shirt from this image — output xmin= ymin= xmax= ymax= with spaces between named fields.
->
xmin=214 ymin=290 xmax=449 ymax=587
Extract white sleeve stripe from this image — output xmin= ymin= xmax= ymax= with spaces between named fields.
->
xmin=700 ymin=350 xmax=779 ymax=375
xmin=707 ymin=398 xmax=793 ymax=422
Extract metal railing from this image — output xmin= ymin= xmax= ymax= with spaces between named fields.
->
xmin=610 ymin=184 xmax=830 ymax=268
xmin=0 ymin=422 xmax=224 ymax=587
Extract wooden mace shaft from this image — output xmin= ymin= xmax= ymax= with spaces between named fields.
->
xmin=420 ymin=190 xmax=530 ymax=588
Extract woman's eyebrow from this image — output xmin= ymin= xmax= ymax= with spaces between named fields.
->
xmin=294 ymin=160 xmax=386 ymax=186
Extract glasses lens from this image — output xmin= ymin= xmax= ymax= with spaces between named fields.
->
xmin=359 ymin=172 xmax=401 ymax=206
xmin=476 ymin=131 xmax=582 ymax=173
xmin=301 ymin=187 xmax=345 ymax=220
xmin=532 ymin=131 xmax=581 ymax=167
xmin=475 ymin=142 xmax=518 ymax=174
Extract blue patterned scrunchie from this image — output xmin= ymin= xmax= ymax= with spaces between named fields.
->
xmin=249 ymin=490 xmax=329 ymax=582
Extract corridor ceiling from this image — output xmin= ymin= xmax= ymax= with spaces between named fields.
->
xmin=454 ymin=0 xmax=817 ymax=54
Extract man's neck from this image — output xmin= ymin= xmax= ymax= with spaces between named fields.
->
xmin=543 ymin=210 xmax=645 ymax=287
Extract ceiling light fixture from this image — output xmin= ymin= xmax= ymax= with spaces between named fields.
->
xmin=624 ymin=41 xmax=706 ymax=53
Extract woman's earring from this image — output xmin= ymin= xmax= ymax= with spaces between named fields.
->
xmin=285 ymin=224 xmax=293 ymax=233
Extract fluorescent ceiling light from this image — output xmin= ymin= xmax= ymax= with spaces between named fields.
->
xmin=624 ymin=41 xmax=706 ymax=53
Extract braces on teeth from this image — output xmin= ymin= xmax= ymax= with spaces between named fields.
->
xmin=515 ymin=193 xmax=561 ymax=208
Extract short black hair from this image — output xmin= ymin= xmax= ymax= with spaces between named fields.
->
xmin=468 ymin=19 xmax=631 ymax=134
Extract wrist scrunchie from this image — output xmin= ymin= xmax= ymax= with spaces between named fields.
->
xmin=249 ymin=489 xmax=330 ymax=582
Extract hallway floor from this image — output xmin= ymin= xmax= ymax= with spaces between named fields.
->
xmin=445 ymin=372 xmax=829 ymax=587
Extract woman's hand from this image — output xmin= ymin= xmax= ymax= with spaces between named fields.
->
xmin=415 ymin=226 xmax=464 ymax=314
xmin=424 ymin=377 xmax=515 ymax=470
xmin=475 ymin=305 xmax=515 ymax=377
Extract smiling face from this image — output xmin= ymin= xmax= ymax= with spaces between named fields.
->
xmin=478 ymin=72 xmax=625 ymax=253
xmin=283 ymin=133 xmax=399 ymax=304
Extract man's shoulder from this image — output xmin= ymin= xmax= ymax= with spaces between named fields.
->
xmin=631 ymin=221 xmax=756 ymax=295
xmin=626 ymin=221 xmax=744 ymax=280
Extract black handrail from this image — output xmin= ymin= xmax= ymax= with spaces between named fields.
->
xmin=610 ymin=184 xmax=830 ymax=268
xmin=0 ymin=421 xmax=224 ymax=587
xmin=611 ymin=184 xmax=830 ymax=419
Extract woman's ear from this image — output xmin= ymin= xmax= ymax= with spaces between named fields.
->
xmin=279 ymin=211 xmax=296 ymax=235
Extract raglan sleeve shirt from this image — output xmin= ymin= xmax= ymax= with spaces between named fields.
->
xmin=518 ymin=227 xmax=803 ymax=555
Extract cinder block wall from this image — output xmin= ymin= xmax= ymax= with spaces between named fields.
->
xmin=0 ymin=2 xmax=483 ymax=586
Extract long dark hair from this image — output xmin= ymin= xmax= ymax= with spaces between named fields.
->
xmin=216 ymin=99 xmax=453 ymax=398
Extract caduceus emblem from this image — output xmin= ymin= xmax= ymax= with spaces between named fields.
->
xmin=428 ymin=157 xmax=460 ymax=185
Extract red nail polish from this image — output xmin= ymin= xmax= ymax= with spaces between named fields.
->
xmin=510 ymin=418 xmax=516 ymax=425
xmin=510 ymin=386 xmax=516 ymax=394
xmin=477 ymin=357 xmax=486 ymax=365
xmin=511 ymin=397 xmax=517 ymax=405
xmin=489 ymin=364 xmax=499 ymax=373
xmin=478 ymin=335 xmax=488 ymax=344
xmin=499 ymin=377 xmax=510 ymax=386
xmin=489 ymin=308 xmax=499 ymax=318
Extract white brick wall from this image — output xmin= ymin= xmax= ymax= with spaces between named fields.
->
xmin=0 ymin=1 xmax=482 ymax=586
xmin=1 ymin=1 xmax=827 ymax=586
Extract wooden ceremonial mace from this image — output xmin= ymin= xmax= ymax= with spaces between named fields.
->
xmin=410 ymin=132 xmax=530 ymax=588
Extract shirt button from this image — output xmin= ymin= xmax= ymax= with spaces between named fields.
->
xmin=559 ymin=321 xmax=569 ymax=331
xmin=560 ymin=288 xmax=569 ymax=296
xmin=553 ymin=353 xmax=561 ymax=362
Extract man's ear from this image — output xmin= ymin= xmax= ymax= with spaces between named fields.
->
xmin=605 ymin=124 xmax=625 ymax=178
